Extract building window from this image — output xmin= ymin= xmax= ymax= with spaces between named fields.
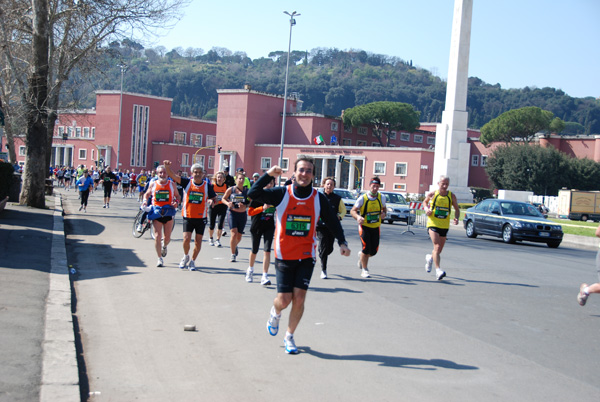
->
xmin=400 ymin=133 xmax=410 ymax=142
xmin=372 ymin=129 xmax=381 ymax=138
xmin=75 ymin=127 xmax=82 ymax=138
xmin=371 ymin=142 xmax=381 ymax=147
xmin=68 ymin=127 xmax=74 ymax=138
xmin=394 ymin=162 xmax=407 ymax=176
xmin=471 ymin=155 xmax=479 ymax=166
xmin=19 ymin=146 xmax=26 ymax=156
xmin=130 ymin=104 xmax=150 ymax=167
xmin=331 ymin=122 xmax=338 ymax=131
xmin=389 ymin=131 xmax=397 ymax=140
xmin=393 ymin=183 xmax=407 ymax=192
xmin=356 ymin=140 xmax=367 ymax=146
xmin=79 ymin=149 xmax=87 ymax=159
xmin=344 ymin=124 xmax=352 ymax=133
xmin=261 ymin=157 xmax=271 ymax=170
xmin=91 ymin=149 xmax=95 ymax=161
xmin=83 ymin=127 xmax=90 ymax=138
xmin=281 ymin=158 xmax=289 ymax=171
xmin=481 ymin=155 xmax=488 ymax=167
xmin=414 ymin=134 xmax=423 ymax=144
xmin=192 ymin=154 xmax=204 ymax=168
xmin=374 ymin=161 xmax=386 ymax=175
xmin=57 ymin=126 xmax=64 ymax=138
xmin=358 ymin=127 xmax=368 ymax=136
xmin=427 ymin=136 xmax=436 ymax=145
xmin=174 ymin=131 xmax=186 ymax=145
xmin=342 ymin=138 xmax=351 ymax=146
xmin=190 ymin=133 xmax=202 ymax=147
xmin=91 ymin=127 xmax=95 ymax=139
xmin=208 ymin=156 xmax=214 ymax=169
xmin=182 ymin=153 xmax=190 ymax=167
xmin=205 ymin=135 xmax=216 ymax=147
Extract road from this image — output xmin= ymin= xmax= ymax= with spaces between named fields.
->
xmin=61 ymin=189 xmax=600 ymax=401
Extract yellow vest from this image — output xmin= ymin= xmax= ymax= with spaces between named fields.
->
xmin=426 ymin=190 xmax=452 ymax=229
xmin=360 ymin=193 xmax=383 ymax=228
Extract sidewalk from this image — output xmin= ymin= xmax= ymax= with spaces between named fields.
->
xmin=0 ymin=195 xmax=79 ymax=402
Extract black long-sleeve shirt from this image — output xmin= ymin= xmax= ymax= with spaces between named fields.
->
xmin=248 ymin=173 xmax=347 ymax=247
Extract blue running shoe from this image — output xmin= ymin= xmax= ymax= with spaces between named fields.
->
xmin=284 ymin=336 xmax=299 ymax=354
xmin=267 ymin=306 xmax=280 ymax=336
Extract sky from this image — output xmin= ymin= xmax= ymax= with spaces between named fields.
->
xmin=149 ymin=0 xmax=600 ymax=99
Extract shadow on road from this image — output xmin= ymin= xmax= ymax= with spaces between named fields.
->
xmin=300 ymin=346 xmax=479 ymax=371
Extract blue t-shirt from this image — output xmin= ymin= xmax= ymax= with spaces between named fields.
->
xmin=76 ymin=176 xmax=94 ymax=192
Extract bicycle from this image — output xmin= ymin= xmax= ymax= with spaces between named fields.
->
xmin=132 ymin=208 xmax=155 ymax=239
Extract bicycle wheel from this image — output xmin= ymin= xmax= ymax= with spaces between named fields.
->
xmin=132 ymin=210 xmax=145 ymax=238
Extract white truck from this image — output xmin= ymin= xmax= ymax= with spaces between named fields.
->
xmin=557 ymin=189 xmax=600 ymax=221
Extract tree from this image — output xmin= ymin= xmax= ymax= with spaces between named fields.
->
xmin=480 ymin=106 xmax=565 ymax=146
xmin=486 ymin=143 xmax=574 ymax=196
xmin=342 ymin=101 xmax=420 ymax=146
xmin=0 ymin=0 xmax=188 ymax=207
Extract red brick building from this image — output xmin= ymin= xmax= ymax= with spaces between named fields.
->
xmin=3 ymin=88 xmax=594 ymax=196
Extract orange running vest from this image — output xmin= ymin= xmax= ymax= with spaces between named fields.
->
xmin=273 ymin=185 xmax=321 ymax=260
xmin=182 ymin=180 xmax=209 ymax=218
xmin=152 ymin=180 xmax=176 ymax=207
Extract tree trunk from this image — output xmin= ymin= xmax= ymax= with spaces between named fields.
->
xmin=20 ymin=0 xmax=49 ymax=208
xmin=3 ymin=118 xmax=18 ymax=164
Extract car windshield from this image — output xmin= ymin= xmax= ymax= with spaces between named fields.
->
xmin=502 ymin=202 xmax=543 ymax=217
xmin=334 ymin=189 xmax=355 ymax=199
xmin=382 ymin=192 xmax=407 ymax=204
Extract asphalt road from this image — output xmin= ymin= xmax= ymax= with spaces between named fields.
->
xmin=61 ymin=189 xmax=600 ymax=402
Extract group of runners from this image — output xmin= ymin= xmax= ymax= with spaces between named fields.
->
xmin=132 ymin=157 xmax=462 ymax=354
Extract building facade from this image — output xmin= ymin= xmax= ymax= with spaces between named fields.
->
xmin=3 ymin=87 xmax=597 ymax=197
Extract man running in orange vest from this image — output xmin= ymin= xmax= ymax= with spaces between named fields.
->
xmin=248 ymin=157 xmax=351 ymax=354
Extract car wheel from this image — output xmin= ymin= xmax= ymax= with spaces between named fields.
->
xmin=581 ymin=215 xmax=589 ymax=222
xmin=502 ymin=224 xmax=515 ymax=244
xmin=547 ymin=240 xmax=561 ymax=248
xmin=465 ymin=220 xmax=477 ymax=238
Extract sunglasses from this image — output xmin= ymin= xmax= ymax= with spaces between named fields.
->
xmin=297 ymin=168 xmax=313 ymax=174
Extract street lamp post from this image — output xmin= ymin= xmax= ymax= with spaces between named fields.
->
xmin=279 ymin=11 xmax=300 ymax=179
xmin=116 ymin=64 xmax=126 ymax=170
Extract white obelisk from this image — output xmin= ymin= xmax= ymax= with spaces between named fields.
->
xmin=431 ymin=0 xmax=473 ymax=202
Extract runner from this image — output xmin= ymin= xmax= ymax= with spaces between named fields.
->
xmin=423 ymin=175 xmax=460 ymax=281
xmin=100 ymin=166 xmax=116 ymax=208
xmin=63 ymin=167 xmax=72 ymax=191
xmin=317 ymin=177 xmax=345 ymax=279
xmin=121 ymin=170 xmax=131 ymax=198
xmin=142 ymin=165 xmax=181 ymax=267
xmin=130 ymin=169 xmax=137 ymax=197
xmin=163 ymin=160 xmax=216 ymax=271
xmin=245 ymin=175 xmax=276 ymax=285
xmin=350 ymin=176 xmax=387 ymax=278
xmin=75 ymin=169 xmax=93 ymax=212
xmin=208 ymin=171 xmax=228 ymax=247
xmin=222 ymin=172 xmax=249 ymax=262
xmin=137 ymin=169 xmax=149 ymax=202
xmin=91 ymin=168 xmax=100 ymax=191
xmin=248 ymin=157 xmax=351 ymax=354
xmin=577 ymin=224 xmax=600 ymax=306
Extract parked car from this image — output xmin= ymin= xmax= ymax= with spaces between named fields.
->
xmin=463 ymin=199 xmax=563 ymax=248
xmin=379 ymin=191 xmax=415 ymax=225
xmin=318 ymin=188 xmax=357 ymax=215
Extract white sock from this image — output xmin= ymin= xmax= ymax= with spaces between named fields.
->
xmin=271 ymin=306 xmax=281 ymax=317
xmin=583 ymin=287 xmax=590 ymax=295
xmin=285 ymin=331 xmax=293 ymax=340
xmin=436 ymin=268 xmax=444 ymax=274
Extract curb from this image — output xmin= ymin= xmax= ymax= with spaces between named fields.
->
xmin=39 ymin=195 xmax=79 ymax=401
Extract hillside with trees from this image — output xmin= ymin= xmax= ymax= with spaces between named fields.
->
xmin=63 ymin=41 xmax=600 ymax=134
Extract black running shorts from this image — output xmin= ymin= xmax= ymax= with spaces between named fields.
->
xmin=275 ymin=258 xmax=315 ymax=293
